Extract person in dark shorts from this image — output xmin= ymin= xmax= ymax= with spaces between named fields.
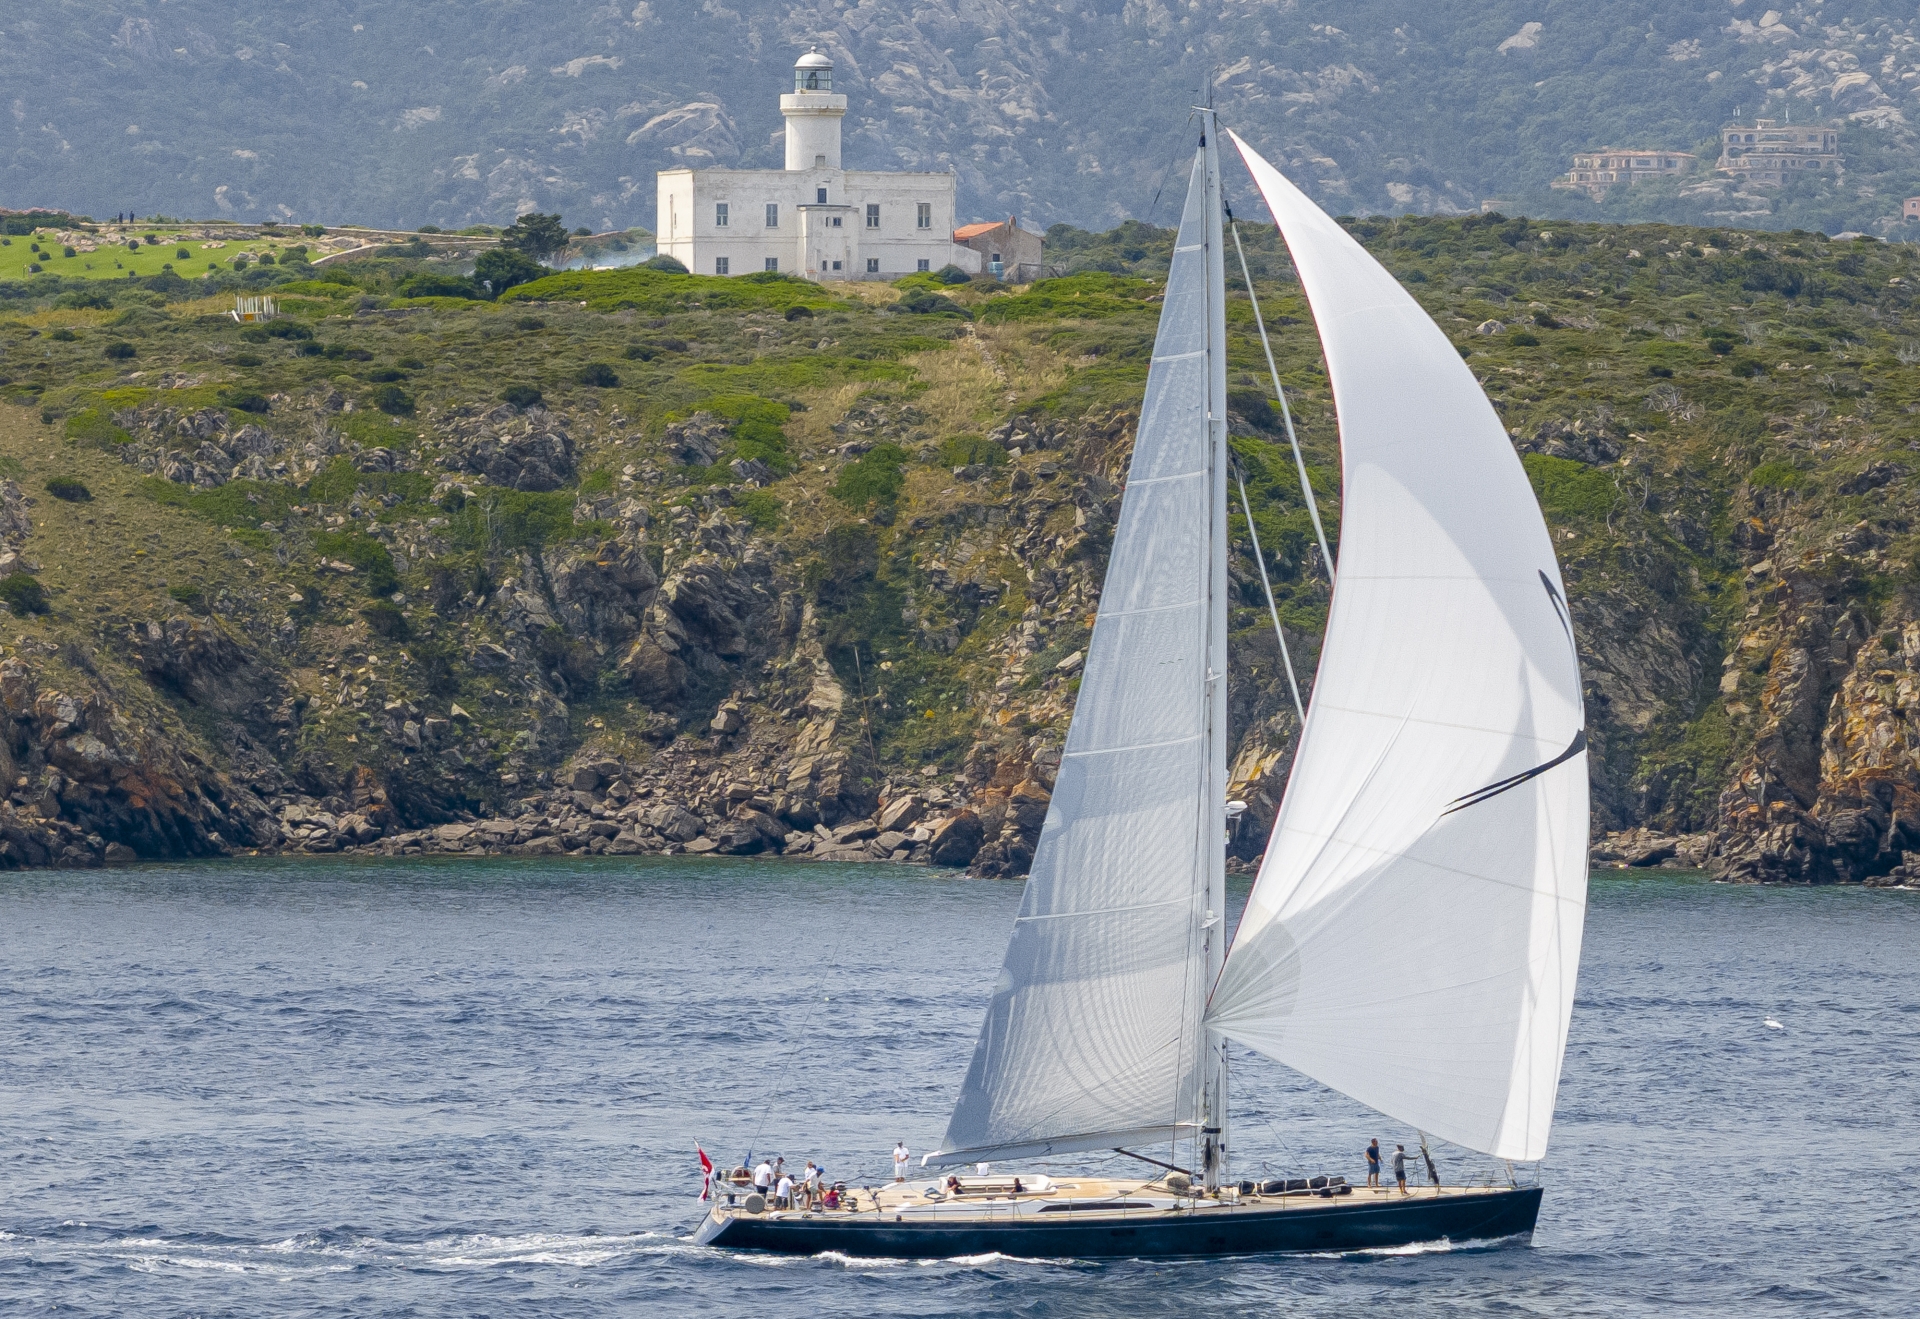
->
xmin=1393 ymin=1144 xmax=1410 ymax=1195
xmin=1365 ymin=1139 xmax=1382 ymax=1188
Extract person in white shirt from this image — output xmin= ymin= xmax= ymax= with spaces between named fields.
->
xmin=752 ymin=1159 xmax=773 ymax=1200
xmin=893 ymin=1141 xmax=910 ymax=1183
xmin=775 ymin=1173 xmax=794 ymax=1209
xmin=802 ymin=1160 xmax=820 ymax=1209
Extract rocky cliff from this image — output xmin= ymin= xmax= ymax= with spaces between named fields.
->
xmin=3 ymin=215 xmax=1920 ymax=884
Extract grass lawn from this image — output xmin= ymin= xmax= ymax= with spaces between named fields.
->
xmin=0 ymin=225 xmax=315 ymax=284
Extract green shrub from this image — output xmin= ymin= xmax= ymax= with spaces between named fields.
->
xmin=501 ymin=383 xmax=543 ymax=408
xmin=1730 ymin=359 xmax=1766 ymax=378
xmin=578 ymin=469 xmax=615 ymax=496
xmin=264 ymin=320 xmax=312 ymax=340
xmin=515 ymin=315 xmax=546 ymax=331
xmin=0 ymin=573 xmax=48 ymax=616
xmin=397 ymin=272 xmax=482 ymax=299
xmin=1522 ymin=453 xmax=1616 ymax=520
xmin=785 ymin=305 xmax=815 ymax=321
xmin=44 ymin=476 xmax=90 ymax=502
xmin=833 ymin=442 xmax=910 ymax=509
xmin=735 ymin=487 xmax=783 ymax=530
xmin=1507 ymin=330 xmax=1541 ymax=347
xmin=697 ymin=394 xmax=793 ymax=471
xmin=936 ymin=264 xmax=973 ymax=284
xmin=1747 ymin=461 xmax=1806 ymax=491
xmin=372 ymin=384 xmax=415 ymax=415
xmin=313 ymin=530 xmax=400 ymax=595
xmin=643 ymin=254 xmax=689 ymax=273
xmin=360 ymin=599 xmax=411 ymax=639
xmin=448 ymin=486 xmax=592 ymax=553
xmin=103 ymin=341 xmax=136 ymax=360
xmin=49 ymin=328 xmax=76 ymax=342
xmin=938 ymin=435 xmax=1005 ymax=468
xmin=893 ymin=289 xmax=972 ymax=319
xmin=167 ymin=583 xmax=205 ymax=610
xmin=473 ymin=247 xmax=545 ymax=295
xmin=577 ymin=362 xmax=620 ymax=387
xmin=63 ymin=408 xmax=132 ymax=448
xmin=976 ymin=272 xmax=1158 ymax=323
xmin=219 ymin=388 xmax=270 ymax=414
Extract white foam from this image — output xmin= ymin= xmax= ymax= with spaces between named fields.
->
xmin=3 ymin=1229 xmax=681 ymax=1278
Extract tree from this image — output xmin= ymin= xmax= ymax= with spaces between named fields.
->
xmin=474 ymin=247 xmax=545 ymax=296
xmin=501 ymin=212 xmax=569 ymax=262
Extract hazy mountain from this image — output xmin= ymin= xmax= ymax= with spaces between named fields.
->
xmin=5 ymin=1 xmax=1920 ymax=233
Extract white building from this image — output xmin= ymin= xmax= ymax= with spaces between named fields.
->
xmin=656 ymin=50 xmax=981 ymax=281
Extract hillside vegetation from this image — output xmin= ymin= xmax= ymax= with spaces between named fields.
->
xmin=0 ymin=213 xmax=1917 ymax=882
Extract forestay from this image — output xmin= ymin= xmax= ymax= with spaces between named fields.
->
xmin=929 ymin=138 xmax=1228 ymax=1169
xmin=1206 ymin=133 xmax=1589 ymax=1164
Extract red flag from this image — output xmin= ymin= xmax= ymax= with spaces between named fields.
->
xmin=697 ymin=1145 xmax=714 ymax=1200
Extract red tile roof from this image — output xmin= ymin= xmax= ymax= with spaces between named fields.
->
xmin=952 ymin=218 xmax=1010 ymax=241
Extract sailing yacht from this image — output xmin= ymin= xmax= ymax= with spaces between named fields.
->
xmin=695 ymin=115 xmax=1589 ymax=1259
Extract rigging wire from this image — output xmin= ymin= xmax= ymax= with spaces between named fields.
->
xmin=743 ymin=977 xmax=835 ymax=1171
xmin=1228 ymin=220 xmax=1335 ymax=583
xmin=1234 ymin=466 xmax=1305 ymax=726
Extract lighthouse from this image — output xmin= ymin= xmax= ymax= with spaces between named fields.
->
xmin=782 ymin=49 xmax=845 ymax=171
xmin=655 ymin=49 xmax=1025 ymax=282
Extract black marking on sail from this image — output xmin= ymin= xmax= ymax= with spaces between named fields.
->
xmin=1442 ymin=570 xmax=1588 ymax=817
xmin=1443 ymin=729 xmax=1586 ymax=816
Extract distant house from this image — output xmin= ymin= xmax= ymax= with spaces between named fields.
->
xmin=1552 ymin=149 xmax=1696 ymax=199
xmin=1904 ymin=196 xmax=1920 ymax=221
xmin=952 ymin=217 xmax=1043 ymax=283
xmin=1716 ymin=120 xmax=1840 ymax=186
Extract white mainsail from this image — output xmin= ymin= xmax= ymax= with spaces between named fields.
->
xmin=1204 ymin=134 xmax=1589 ymax=1164
xmin=928 ymin=129 xmax=1229 ymax=1170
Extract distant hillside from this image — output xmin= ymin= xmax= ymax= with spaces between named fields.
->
xmin=5 ymin=1 xmax=1920 ymax=234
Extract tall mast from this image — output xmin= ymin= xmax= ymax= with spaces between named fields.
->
xmin=1197 ymin=109 xmax=1230 ymax=1196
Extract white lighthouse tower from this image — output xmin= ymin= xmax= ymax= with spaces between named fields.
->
xmin=654 ymin=48 xmax=989 ymax=281
xmin=782 ymin=49 xmax=845 ymax=171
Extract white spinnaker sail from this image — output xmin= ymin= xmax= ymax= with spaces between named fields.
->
xmin=929 ymin=137 xmax=1228 ymax=1168
xmin=1206 ymin=134 xmax=1589 ymax=1164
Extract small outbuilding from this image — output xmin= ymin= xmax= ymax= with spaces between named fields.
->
xmin=952 ymin=217 xmax=1044 ymax=283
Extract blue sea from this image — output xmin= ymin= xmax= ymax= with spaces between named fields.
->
xmin=2 ymin=859 xmax=1915 ymax=1316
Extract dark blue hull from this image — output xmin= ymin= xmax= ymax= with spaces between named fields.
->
xmin=695 ymin=1186 xmax=1542 ymax=1259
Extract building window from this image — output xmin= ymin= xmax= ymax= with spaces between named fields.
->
xmin=715 ymin=257 xmax=729 ymax=275
xmin=813 ymin=154 xmax=826 ymax=168
xmin=765 ymin=257 xmax=779 ymax=272
xmin=917 ymin=203 xmax=931 ymax=230
xmin=830 ymin=216 xmax=842 ymax=227
xmin=715 ymin=203 xmax=728 ymax=227
xmin=816 ymin=187 xmax=827 ymax=204
xmin=831 ymin=260 xmax=842 ymax=271
xmin=917 ymin=258 xmax=930 ymax=272
xmin=766 ymin=203 xmax=778 ymax=228
xmin=866 ymin=257 xmax=879 ymax=273
xmin=866 ymin=203 xmax=880 ymax=228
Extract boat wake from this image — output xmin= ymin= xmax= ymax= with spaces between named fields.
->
xmin=3 ymin=1228 xmax=691 ymax=1279
xmin=1308 ymin=1232 xmax=1534 ymax=1261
